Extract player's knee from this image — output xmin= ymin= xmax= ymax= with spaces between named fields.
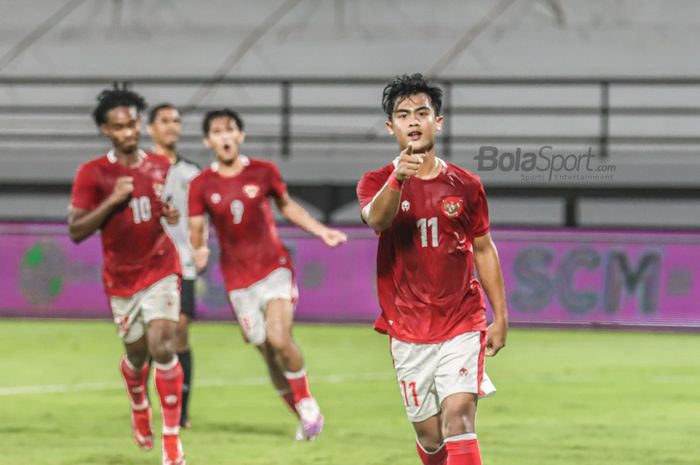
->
xmin=416 ymin=430 xmax=442 ymax=451
xmin=126 ymin=352 xmax=148 ymax=369
xmin=149 ymin=339 xmax=176 ymax=364
xmin=441 ymin=410 xmax=476 ymax=437
xmin=266 ymin=328 xmax=291 ymax=353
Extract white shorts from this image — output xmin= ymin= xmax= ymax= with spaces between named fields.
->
xmin=109 ymin=274 xmax=181 ymax=344
xmin=390 ymin=331 xmax=496 ymax=423
xmin=228 ymin=268 xmax=298 ymax=346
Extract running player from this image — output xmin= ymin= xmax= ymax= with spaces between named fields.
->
xmin=188 ymin=108 xmax=347 ymax=440
xmin=148 ymin=103 xmax=200 ymax=429
xmin=68 ymin=89 xmax=186 ymax=465
xmin=357 ymin=74 xmax=508 ymax=465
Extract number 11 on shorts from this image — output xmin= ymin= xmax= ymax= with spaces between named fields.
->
xmin=401 ymin=380 xmax=419 ymax=407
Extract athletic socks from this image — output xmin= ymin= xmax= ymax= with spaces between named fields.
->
xmin=278 ymin=388 xmax=299 ymax=415
xmin=154 ymin=356 xmax=184 ymax=435
xmin=416 ymin=440 xmax=447 ymax=465
xmin=120 ymin=356 xmax=149 ymax=410
xmin=284 ymin=369 xmax=312 ymax=404
xmin=177 ymin=350 xmax=192 ymax=425
xmin=444 ymin=434 xmax=482 ymax=465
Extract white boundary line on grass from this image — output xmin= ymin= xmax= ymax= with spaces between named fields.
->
xmin=0 ymin=372 xmax=395 ymax=397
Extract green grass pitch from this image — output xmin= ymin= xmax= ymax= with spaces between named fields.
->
xmin=0 ymin=320 xmax=698 ymax=465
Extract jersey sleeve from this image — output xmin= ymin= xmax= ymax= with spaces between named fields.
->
xmin=187 ymin=175 xmax=207 ymax=216
xmin=70 ymin=163 xmax=100 ymax=211
xmin=267 ymin=163 xmax=288 ymax=200
xmin=469 ymin=178 xmax=490 ymax=237
xmin=356 ymin=168 xmax=391 ymax=209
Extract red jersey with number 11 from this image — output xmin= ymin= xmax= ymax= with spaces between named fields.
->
xmin=357 ymin=158 xmax=489 ymax=344
xmin=70 ymin=150 xmax=181 ymax=297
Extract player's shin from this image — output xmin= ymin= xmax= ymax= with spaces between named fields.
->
xmin=120 ymin=355 xmax=150 ymax=409
xmin=284 ymin=368 xmax=312 ymax=403
xmin=154 ymin=356 xmax=184 ymax=434
xmin=444 ymin=434 xmax=482 ymax=465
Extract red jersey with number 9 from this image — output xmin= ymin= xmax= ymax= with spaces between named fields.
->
xmin=69 ymin=150 xmax=181 ymax=297
xmin=188 ymin=156 xmax=293 ymax=291
xmin=357 ymin=158 xmax=489 ymax=344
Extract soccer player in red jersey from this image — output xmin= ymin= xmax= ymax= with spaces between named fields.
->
xmin=68 ymin=89 xmax=186 ymax=465
xmin=357 ymin=74 xmax=508 ymax=465
xmin=188 ymin=109 xmax=347 ymax=440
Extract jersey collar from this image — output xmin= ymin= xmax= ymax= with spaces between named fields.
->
xmin=107 ymin=149 xmax=147 ymax=166
xmin=211 ymin=154 xmax=250 ymax=172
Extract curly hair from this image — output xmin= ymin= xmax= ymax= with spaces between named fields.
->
xmin=92 ymin=88 xmax=147 ymax=126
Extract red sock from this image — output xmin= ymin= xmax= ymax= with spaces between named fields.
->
xmin=120 ymin=356 xmax=149 ymax=410
xmin=416 ymin=441 xmax=447 ymax=465
xmin=445 ymin=436 xmax=482 ymax=465
xmin=279 ymin=389 xmax=298 ymax=415
xmin=284 ymin=369 xmax=312 ymax=404
xmin=154 ymin=357 xmax=183 ymax=435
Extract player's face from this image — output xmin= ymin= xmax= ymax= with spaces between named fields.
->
xmin=386 ymin=93 xmax=443 ymax=154
xmin=101 ymin=106 xmax=141 ymax=154
xmin=148 ymin=107 xmax=181 ymax=150
xmin=203 ymin=116 xmax=245 ymax=166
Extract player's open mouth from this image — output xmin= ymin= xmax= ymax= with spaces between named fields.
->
xmin=223 ymin=143 xmax=231 ymax=152
xmin=408 ymin=131 xmax=422 ymax=140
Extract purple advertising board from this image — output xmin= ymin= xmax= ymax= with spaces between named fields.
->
xmin=1 ymin=223 xmax=699 ymax=329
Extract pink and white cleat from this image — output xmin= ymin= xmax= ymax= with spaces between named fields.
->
xmin=130 ymin=406 xmax=154 ymax=450
xmin=295 ymin=397 xmax=324 ymax=440
xmin=162 ymin=434 xmax=185 ymax=465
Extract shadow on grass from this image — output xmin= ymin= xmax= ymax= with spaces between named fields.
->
xmin=195 ymin=421 xmax=290 ymax=438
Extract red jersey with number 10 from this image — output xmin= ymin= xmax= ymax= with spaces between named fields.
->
xmin=357 ymin=158 xmax=489 ymax=344
xmin=69 ymin=150 xmax=181 ymax=297
xmin=188 ymin=156 xmax=293 ymax=291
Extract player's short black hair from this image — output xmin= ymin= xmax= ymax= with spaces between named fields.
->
xmin=92 ymin=88 xmax=147 ymax=126
xmin=381 ymin=73 xmax=443 ymax=120
xmin=202 ymin=108 xmax=245 ymax=136
xmin=148 ymin=103 xmax=177 ymax=124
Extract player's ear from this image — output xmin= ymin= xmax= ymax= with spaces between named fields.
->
xmin=146 ymin=123 xmax=154 ymax=138
xmin=436 ymin=115 xmax=444 ymax=132
xmin=202 ymin=137 xmax=212 ymax=149
xmin=237 ymin=131 xmax=246 ymax=144
xmin=385 ymin=120 xmax=394 ymax=135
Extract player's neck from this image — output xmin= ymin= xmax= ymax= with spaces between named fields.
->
xmin=416 ymin=150 xmax=440 ymax=179
xmin=216 ymin=154 xmax=245 ymax=177
xmin=154 ymin=144 xmax=177 ymax=164
xmin=113 ymin=148 xmax=142 ymax=167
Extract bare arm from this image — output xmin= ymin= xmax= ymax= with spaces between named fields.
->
xmin=361 ymin=144 xmax=424 ymax=231
xmin=275 ymin=194 xmax=347 ymax=247
xmin=473 ymin=232 xmax=508 ymax=356
xmin=67 ymin=176 xmax=133 ymax=243
xmin=188 ymin=214 xmax=209 ymax=272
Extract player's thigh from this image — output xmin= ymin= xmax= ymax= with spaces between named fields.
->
xmin=110 ymin=292 xmax=146 ymax=344
xmin=265 ymin=299 xmax=294 ymax=348
xmin=140 ymin=274 xmax=181 ymax=326
xmin=434 ymin=331 xmax=488 ymax=403
xmin=440 ymin=392 xmax=478 ymax=436
xmin=229 ymin=287 xmax=266 ymax=347
xmin=390 ymin=338 xmax=441 ymax=423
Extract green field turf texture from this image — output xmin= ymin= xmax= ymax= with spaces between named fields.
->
xmin=0 ymin=320 xmax=698 ymax=465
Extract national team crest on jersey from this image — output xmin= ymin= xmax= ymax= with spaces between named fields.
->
xmin=441 ymin=196 xmax=463 ymax=218
xmin=401 ymin=200 xmax=410 ymax=212
xmin=243 ymin=184 xmax=260 ymax=199
xmin=153 ymin=182 xmax=164 ymax=198
xmin=211 ymin=193 xmax=222 ymax=204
